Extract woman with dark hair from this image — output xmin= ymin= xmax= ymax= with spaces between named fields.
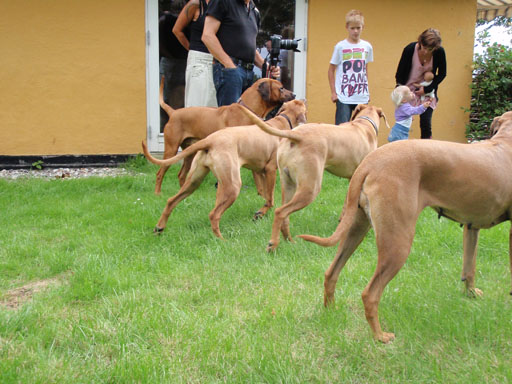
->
xmin=395 ymin=28 xmax=446 ymax=139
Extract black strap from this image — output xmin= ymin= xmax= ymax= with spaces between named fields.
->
xmin=278 ymin=113 xmax=293 ymax=130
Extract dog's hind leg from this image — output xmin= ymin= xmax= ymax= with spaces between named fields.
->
xmin=155 ymin=137 xmax=182 ymax=195
xmin=252 ymin=171 xmax=266 ymax=197
xmin=324 ymin=207 xmax=371 ymax=306
xmin=177 ymin=155 xmax=194 ymax=187
xmin=155 ymin=155 xmax=210 ymax=233
xmin=462 ymin=225 xmax=483 ymax=297
xmin=277 ymin=176 xmax=297 ymax=244
xmin=267 ymin=170 xmax=322 ymax=251
xmin=361 ymin=208 xmax=416 ymax=343
xmin=208 ymin=164 xmax=242 ymax=239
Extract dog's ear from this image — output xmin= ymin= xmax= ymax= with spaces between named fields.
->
xmin=295 ymin=100 xmax=308 ymax=124
xmin=377 ymin=108 xmax=391 ymax=130
xmin=258 ymin=80 xmax=272 ymax=102
xmin=350 ymin=104 xmax=366 ymax=120
xmin=490 ymin=116 xmax=502 ymax=137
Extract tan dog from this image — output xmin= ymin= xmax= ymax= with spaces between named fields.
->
xmin=142 ymin=99 xmax=307 ymax=238
xmin=241 ymin=104 xmax=389 ymax=251
xmin=156 ymin=78 xmax=295 ymax=194
xmin=299 ymin=111 xmax=512 ymax=343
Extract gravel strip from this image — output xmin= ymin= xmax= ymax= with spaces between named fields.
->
xmin=0 ymin=167 xmax=136 ymax=180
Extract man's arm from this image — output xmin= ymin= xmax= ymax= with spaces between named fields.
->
xmin=202 ymin=16 xmax=236 ymax=68
xmin=255 ymin=50 xmax=280 ymax=78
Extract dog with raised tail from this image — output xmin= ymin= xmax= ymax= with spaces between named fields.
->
xmin=156 ymin=77 xmax=295 ymax=194
xmin=240 ymin=104 xmax=389 ymax=251
xmin=299 ymin=110 xmax=512 ymax=343
xmin=142 ymin=99 xmax=307 ymax=239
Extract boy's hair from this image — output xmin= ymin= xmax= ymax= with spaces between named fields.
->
xmin=345 ymin=10 xmax=364 ymax=26
xmin=418 ymin=28 xmax=442 ymax=51
xmin=391 ymin=86 xmax=410 ymax=107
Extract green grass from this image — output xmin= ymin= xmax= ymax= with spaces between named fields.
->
xmin=1 ymin=158 xmax=511 ymax=383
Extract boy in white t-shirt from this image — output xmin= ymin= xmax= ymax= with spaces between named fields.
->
xmin=328 ymin=10 xmax=373 ymax=124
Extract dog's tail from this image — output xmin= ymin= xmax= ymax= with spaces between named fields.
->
xmin=159 ymin=76 xmax=174 ymax=117
xmin=141 ymin=138 xmax=209 ymax=168
xmin=298 ymin=167 xmax=368 ymax=247
xmin=239 ymin=106 xmax=303 ymax=142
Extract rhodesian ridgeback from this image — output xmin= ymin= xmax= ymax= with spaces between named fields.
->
xmin=241 ymin=104 xmax=389 ymax=251
xmin=142 ymin=99 xmax=307 ymax=238
xmin=156 ymin=78 xmax=295 ymax=194
xmin=299 ymin=111 xmax=512 ymax=343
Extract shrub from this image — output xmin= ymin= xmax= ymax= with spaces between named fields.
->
xmin=466 ymin=21 xmax=512 ymax=141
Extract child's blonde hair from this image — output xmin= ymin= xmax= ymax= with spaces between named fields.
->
xmin=345 ymin=10 xmax=364 ymax=26
xmin=391 ymin=86 xmax=410 ymax=107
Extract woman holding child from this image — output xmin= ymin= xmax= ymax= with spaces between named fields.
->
xmin=395 ymin=28 xmax=446 ymax=139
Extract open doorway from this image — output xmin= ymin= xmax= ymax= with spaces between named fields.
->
xmin=145 ymin=0 xmax=307 ymax=152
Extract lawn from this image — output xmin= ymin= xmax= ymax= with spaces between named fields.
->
xmin=1 ymin=158 xmax=511 ymax=383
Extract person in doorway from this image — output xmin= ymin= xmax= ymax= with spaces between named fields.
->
xmin=173 ymin=0 xmax=217 ymax=108
xmin=395 ymin=28 xmax=446 ymax=139
xmin=201 ymin=0 xmax=280 ymax=106
xmin=159 ymin=6 xmax=188 ymax=131
xmin=328 ymin=9 xmax=373 ymax=124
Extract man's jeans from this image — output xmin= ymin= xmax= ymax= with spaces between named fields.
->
xmin=213 ymin=62 xmax=254 ymax=106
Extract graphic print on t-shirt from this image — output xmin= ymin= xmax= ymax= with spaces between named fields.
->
xmin=340 ymin=48 xmax=368 ymax=98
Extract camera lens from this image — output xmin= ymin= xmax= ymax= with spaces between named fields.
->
xmin=279 ymin=39 xmax=299 ymax=51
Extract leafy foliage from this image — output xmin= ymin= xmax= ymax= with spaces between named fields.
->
xmin=466 ymin=18 xmax=512 ymax=141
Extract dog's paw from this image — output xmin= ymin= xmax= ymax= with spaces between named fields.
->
xmin=153 ymin=227 xmax=164 ymax=235
xmin=467 ymin=287 xmax=483 ymax=298
xmin=376 ymin=332 xmax=395 ymax=344
xmin=266 ymin=242 xmax=277 ymax=252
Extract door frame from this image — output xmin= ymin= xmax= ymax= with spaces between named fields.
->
xmin=144 ymin=0 xmax=308 ymax=152
xmin=145 ymin=0 xmax=161 ymax=152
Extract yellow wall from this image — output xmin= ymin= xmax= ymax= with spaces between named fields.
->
xmin=307 ymin=0 xmax=476 ymax=144
xmin=0 ymin=0 xmax=146 ymax=155
xmin=0 ymin=1 xmax=477 ymax=156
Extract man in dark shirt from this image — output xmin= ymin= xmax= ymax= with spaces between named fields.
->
xmin=202 ymin=0 xmax=280 ymax=106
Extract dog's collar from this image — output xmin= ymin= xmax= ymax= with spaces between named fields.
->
xmin=356 ymin=116 xmax=378 ymax=135
xmin=277 ymin=113 xmax=293 ymax=130
xmin=237 ymin=98 xmax=260 ymax=117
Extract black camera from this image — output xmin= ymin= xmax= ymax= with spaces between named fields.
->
xmin=269 ymin=34 xmax=301 ymax=68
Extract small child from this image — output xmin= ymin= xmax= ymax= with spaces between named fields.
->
xmin=414 ymin=71 xmax=435 ymax=101
xmin=328 ymin=10 xmax=374 ymax=124
xmin=388 ymin=86 xmax=431 ymax=142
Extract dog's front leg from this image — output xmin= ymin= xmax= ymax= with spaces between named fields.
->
xmin=462 ymin=225 xmax=483 ymax=297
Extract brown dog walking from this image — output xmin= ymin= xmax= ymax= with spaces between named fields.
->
xmin=300 ymin=111 xmax=512 ymax=343
xmin=241 ymin=104 xmax=389 ymax=251
xmin=156 ymin=78 xmax=295 ymax=194
xmin=143 ymin=99 xmax=307 ymax=239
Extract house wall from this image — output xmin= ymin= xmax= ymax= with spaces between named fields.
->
xmin=307 ymin=0 xmax=476 ymax=144
xmin=0 ymin=0 xmax=477 ymax=157
xmin=0 ymin=0 xmax=146 ymax=156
